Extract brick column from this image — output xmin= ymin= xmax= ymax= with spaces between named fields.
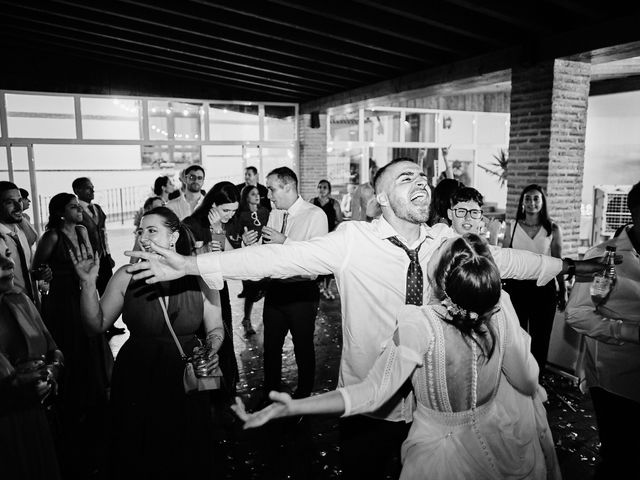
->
xmin=507 ymin=59 xmax=591 ymax=255
xmin=298 ymin=113 xmax=327 ymax=200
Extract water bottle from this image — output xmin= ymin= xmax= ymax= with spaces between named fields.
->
xmin=590 ymin=245 xmax=617 ymax=306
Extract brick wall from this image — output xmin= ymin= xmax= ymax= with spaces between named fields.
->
xmin=298 ymin=113 xmax=328 ymax=200
xmin=507 ymin=59 xmax=591 ymax=255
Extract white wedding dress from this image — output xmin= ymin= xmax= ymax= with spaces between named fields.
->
xmin=339 ymin=293 xmax=561 ymax=480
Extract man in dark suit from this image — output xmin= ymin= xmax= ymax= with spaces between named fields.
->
xmin=72 ymin=177 xmax=124 ymax=337
xmin=236 ymin=166 xmax=271 ymax=212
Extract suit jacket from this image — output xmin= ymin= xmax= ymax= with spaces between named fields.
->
xmin=235 ymin=182 xmax=271 ymax=211
xmin=79 ymin=203 xmax=109 ymax=257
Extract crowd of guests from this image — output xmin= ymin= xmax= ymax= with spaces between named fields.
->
xmin=1 ymin=157 xmax=638 ymax=479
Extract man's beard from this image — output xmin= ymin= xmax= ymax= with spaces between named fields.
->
xmin=187 ymin=184 xmax=201 ymax=193
xmin=2 ymin=212 xmax=23 ymax=224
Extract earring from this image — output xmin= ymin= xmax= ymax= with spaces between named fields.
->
xmin=170 ymin=242 xmax=175 ymax=249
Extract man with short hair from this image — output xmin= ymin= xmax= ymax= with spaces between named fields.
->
xmin=72 ymin=177 xmax=123 ymax=336
xmin=166 ymin=164 xmax=205 ymax=220
xmin=236 ymin=166 xmax=271 ymax=211
xmin=0 ymin=181 xmax=48 ymax=300
xmin=127 ymin=158 xmax=607 ymax=479
xmin=244 ymin=166 xmax=328 ymax=400
xmin=447 ymin=186 xmax=485 ymax=235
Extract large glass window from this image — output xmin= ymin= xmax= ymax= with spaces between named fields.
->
xmin=209 ymin=104 xmax=259 ymax=141
xmin=327 ymin=146 xmax=363 ymax=195
xmin=148 ymin=101 xmax=203 ymax=141
xmin=81 ymin=98 xmax=141 ymax=140
xmin=329 ymin=111 xmax=359 ymax=142
xmin=404 ymin=113 xmax=436 ymax=143
xmin=364 ymin=110 xmax=400 ymax=143
xmin=5 ymin=94 xmax=76 ymax=138
xmin=264 ymin=105 xmax=296 ymax=140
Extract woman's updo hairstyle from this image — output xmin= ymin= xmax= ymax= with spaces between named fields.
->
xmin=141 ymin=206 xmax=195 ymax=256
xmin=433 ymin=233 xmax=501 ymax=357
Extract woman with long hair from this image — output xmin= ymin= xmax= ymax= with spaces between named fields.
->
xmin=153 ymin=175 xmax=176 ymax=204
xmin=310 ymin=179 xmax=343 ymax=299
xmin=502 ymin=184 xmax=566 ymax=374
xmin=0 ymin=232 xmax=64 ymax=480
xmin=232 ymin=184 xmax=270 ymax=336
xmin=71 ymin=206 xmax=222 ymax=478
xmin=184 ymin=181 xmax=240 ymax=401
xmin=234 ymin=234 xmax=559 ymax=479
xmin=32 ymin=193 xmax=113 ymax=478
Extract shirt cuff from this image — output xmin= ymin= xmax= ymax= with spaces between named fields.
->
xmin=196 ymin=253 xmax=224 ymax=290
xmin=616 ymin=320 xmax=640 ymax=344
xmin=537 ymin=256 xmax=563 ymax=286
xmin=337 ymin=387 xmax=353 ymax=417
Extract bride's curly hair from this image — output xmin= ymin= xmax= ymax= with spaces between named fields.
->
xmin=433 ymin=233 xmax=501 ymax=358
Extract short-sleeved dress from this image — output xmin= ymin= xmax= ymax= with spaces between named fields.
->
xmin=109 ymin=276 xmax=215 ymax=478
xmin=339 ymin=293 xmax=560 ymax=480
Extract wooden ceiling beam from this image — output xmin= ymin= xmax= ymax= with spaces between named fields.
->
xmin=1 ymin=23 xmax=326 ymax=97
xmin=118 ymin=0 xmax=420 ymax=68
xmin=1 ymin=1 xmax=366 ymax=86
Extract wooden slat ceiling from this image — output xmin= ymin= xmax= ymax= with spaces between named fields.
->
xmin=1 ymin=0 xmax=639 ymax=103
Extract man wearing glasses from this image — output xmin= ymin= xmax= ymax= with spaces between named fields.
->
xmin=167 ymin=164 xmax=205 ymax=220
xmin=447 ymin=186 xmax=485 ymax=235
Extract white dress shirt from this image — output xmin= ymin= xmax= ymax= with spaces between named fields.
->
xmin=197 ymin=217 xmax=562 ymax=421
xmin=566 ymin=229 xmax=640 ymax=403
xmin=166 ymin=193 xmax=202 ymax=221
xmin=268 ymin=196 xmax=328 ymax=243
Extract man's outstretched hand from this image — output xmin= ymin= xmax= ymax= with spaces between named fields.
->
xmin=125 ymin=240 xmax=193 ymax=283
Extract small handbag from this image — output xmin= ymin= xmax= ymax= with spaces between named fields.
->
xmin=157 ymin=296 xmax=222 ymax=394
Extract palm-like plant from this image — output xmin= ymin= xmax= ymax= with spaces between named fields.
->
xmin=478 ymin=149 xmax=508 ymax=187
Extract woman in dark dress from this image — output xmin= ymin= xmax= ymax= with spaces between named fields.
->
xmin=183 ymin=181 xmax=240 ymax=401
xmin=32 ymin=193 xmax=113 ymax=478
xmin=0 ymin=232 xmax=63 ymax=480
xmin=72 ymin=206 xmax=223 ymax=479
xmin=310 ymin=179 xmax=342 ymax=300
xmin=233 ymin=184 xmax=270 ymax=336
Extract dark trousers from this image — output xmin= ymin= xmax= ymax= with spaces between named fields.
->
xmin=262 ymin=280 xmax=319 ymax=397
xmin=339 ymin=415 xmax=411 ymax=480
xmin=503 ymin=279 xmax=557 ymax=371
xmin=590 ymin=387 xmax=640 ymax=479
xmin=96 ymin=255 xmax=113 ymax=296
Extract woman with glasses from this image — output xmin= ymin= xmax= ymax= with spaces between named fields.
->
xmin=32 ymin=193 xmax=113 ymax=478
xmin=501 ymin=184 xmax=566 ymax=376
xmin=231 ymin=185 xmax=270 ymax=336
xmin=183 ymin=181 xmax=240 ymax=403
xmin=310 ymin=179 xmax=343 ymax=299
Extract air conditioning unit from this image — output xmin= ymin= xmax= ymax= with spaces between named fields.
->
xmin=591 ymin=185 xmax=633 ymax=245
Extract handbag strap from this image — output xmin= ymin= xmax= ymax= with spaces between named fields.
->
xmin=157 ymin=295 xmax=187 ymax=361
xmin=508 ymin=220 xmax=516 ymax=248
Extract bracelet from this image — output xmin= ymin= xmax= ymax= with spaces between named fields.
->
xmin=563 ymin=257 xmax=576 ymax=277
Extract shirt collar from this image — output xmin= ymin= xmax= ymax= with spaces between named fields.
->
xmin=78 ymin=199 xmax=92 ymax=209
xmin=0 ymin=222 xmax=17 ymax=235
xmin=373 ymin=215 xmax=440 ymax=248
xmin=285 ymin=196 xmax=305 ymax=216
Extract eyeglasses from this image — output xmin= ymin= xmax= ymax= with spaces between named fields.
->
xmin=250 ymin=211 xmax=262 ymax=226
xmin=187 ymin=174 xmax=204 ymax=181
xmin=451 ymin=208 xmax=482 ymax=219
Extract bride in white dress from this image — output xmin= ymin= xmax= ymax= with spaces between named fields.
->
xmin=233 ymin=233 xmax=560 ymax=480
